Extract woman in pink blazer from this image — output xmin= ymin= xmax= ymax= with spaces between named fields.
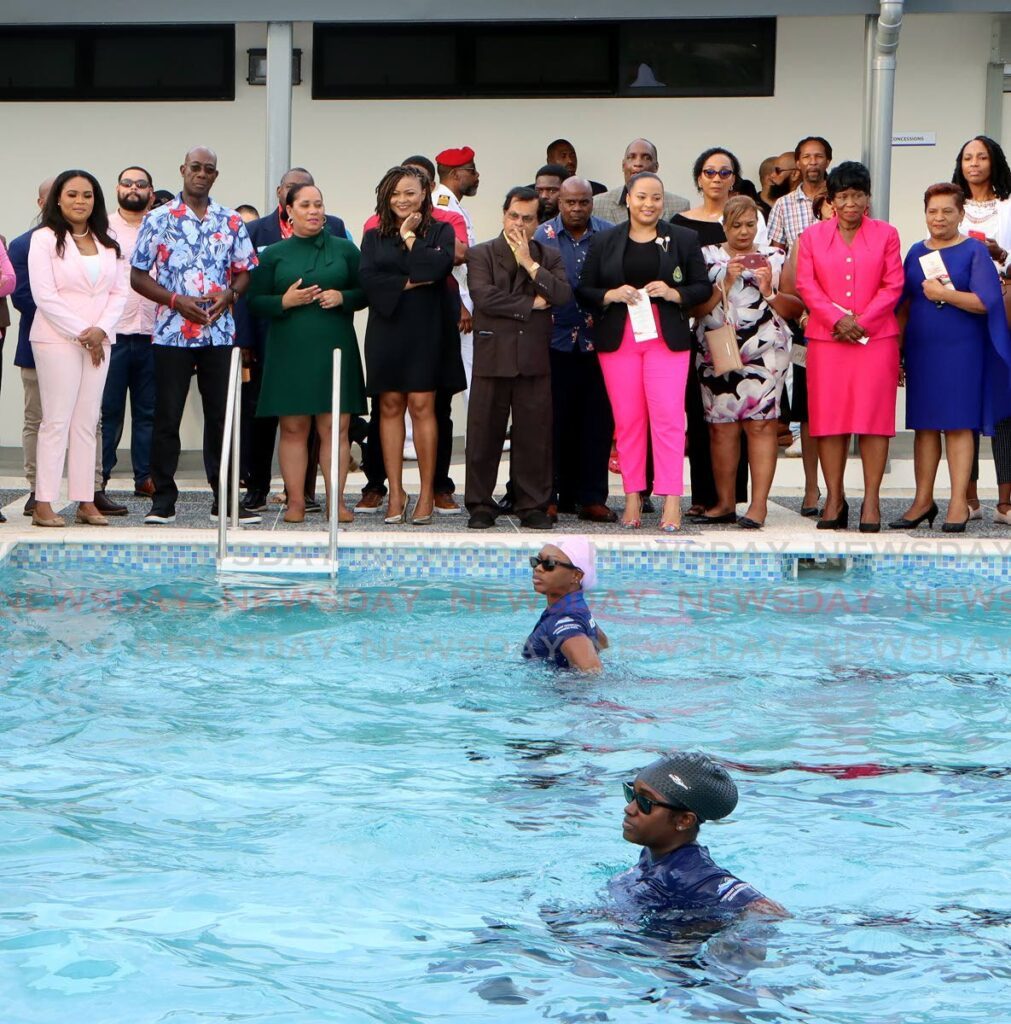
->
xmin=28 ymin=169 xmax=128 ymax=527
xmin=795 ymin=162 xmax=904 ymax=532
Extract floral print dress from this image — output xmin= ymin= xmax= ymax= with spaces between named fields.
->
xmin=696 ymin=244 xmax=791 ymax=424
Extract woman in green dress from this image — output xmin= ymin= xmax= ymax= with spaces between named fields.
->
xmin=247 ymin=184 xmax=367 ymax=523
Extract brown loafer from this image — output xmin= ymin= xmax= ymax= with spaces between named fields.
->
xmin=546 ymin=503 xmax=558 ymax=524
xmin=32 ymin=510 xmax=66 ymax=528
xmin=354 ymin=490 xmax=385 ymax=514
xmin=434 ymin=492 xmax=462 ymax=515
xmin=75 ymin=510 xmax=109 ymax=526
xmin=134 ymin=477 xmax=155 ymax=497
xmin=578 ymin=503 xmax=618 ymax=523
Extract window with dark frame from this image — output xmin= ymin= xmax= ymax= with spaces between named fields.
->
xmin=312 ymin=19 xmax=775 ymax=99
xmin=0 ymin=25 xmax=235 ymax=101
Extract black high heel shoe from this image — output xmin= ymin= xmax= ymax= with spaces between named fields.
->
xmin=800 ymin=490 xmax=821 ymax=518
xmin=816 ymin=499 xmax=849 ymax=531
xmin=941 ymin=516 xmax=971 ymax=534
xmin=858 ymin=502 xmax=881 ymax=534
xmin=888 ymin=501 xmax=938 ymax=530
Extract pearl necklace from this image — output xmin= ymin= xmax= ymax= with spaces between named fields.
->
xmin=71 ymin=229 xmax=90 ymax=238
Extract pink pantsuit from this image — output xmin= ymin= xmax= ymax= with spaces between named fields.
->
xmin=597 ymin=304 xmax=691 ymax=495
xmin=795 ymin=217 xmax=904 ymax=437
xmin=28 ymin=228 xmax=128 ymax=503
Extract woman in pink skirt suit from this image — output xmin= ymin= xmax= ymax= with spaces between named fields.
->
xmin=795 ymin=162 xmax=904 ymax=532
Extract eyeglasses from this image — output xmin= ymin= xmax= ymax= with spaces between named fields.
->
xmin=529 ymin=555 xmax=577 ymax=572
xmin=119 ymin=179 xmax=151 ymax=189
xmin=623 ymin=781 xmax=689 ymax=815
xmin=701 ymin=168 xmax=735 ymax=180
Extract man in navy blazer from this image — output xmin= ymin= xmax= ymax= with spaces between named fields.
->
xmin=235 ymin=167 xmax=349 ymax=513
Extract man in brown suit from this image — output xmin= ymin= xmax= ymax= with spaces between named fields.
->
xmin=465 ymin=187 xmax=572 ymax=530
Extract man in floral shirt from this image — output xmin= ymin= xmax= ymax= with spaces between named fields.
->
xmin=131 ymin=146 xmax=258 ymax=524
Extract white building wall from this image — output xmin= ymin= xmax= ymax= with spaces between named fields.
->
xmin=0 ymin=14 xmax=1003 ymax=450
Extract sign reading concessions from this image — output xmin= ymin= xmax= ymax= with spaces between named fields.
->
xmin=892 ymin=132 xmax=937 ymax=147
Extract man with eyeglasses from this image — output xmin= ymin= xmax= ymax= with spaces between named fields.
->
xmin=103 ymin=166 xmax=158 ymax=500
xmin=593 ymin=138 xmax=689 ymax=226
xmin=612 ymin=752 xmax=787 ymax=920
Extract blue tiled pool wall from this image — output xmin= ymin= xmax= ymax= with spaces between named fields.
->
xmin=3 ymin=542 xmax=1011 ymax=581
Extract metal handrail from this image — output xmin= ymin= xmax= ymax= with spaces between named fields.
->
xmin=217 ymin=346 xmax=242 ymax=564
xmin=328 ymin=348 xmax=342 ymax=579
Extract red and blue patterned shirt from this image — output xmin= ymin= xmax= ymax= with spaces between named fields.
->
xmin=131 ymin=194 xmax=257 ymax=348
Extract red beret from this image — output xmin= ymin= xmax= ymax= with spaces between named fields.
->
xmin=435 ymin=146 xmax=475 ymax=168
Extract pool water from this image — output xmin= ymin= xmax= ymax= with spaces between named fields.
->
xmin=1 ymin=564 xmax=1009 ymax=1023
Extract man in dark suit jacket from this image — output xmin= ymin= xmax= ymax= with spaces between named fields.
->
xmin=234 ymin=167 xmax=349 ymax=512
xmin=465 ymin=187 xmax=572 ymax=530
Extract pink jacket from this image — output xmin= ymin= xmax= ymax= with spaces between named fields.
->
xmin=0 ymin=237 xmax=14 ymax=298
xmin=795 ymin=216 xmax=904 ymax=341
xmin=28 ymin=227 xmax=129 ymax=344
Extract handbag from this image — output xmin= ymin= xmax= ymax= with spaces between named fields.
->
xmin=705 ymin=282 xmax=743 ymax=375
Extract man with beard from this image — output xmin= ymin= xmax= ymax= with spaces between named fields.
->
xmin=532 ymin=163 xmax=570 ymax=223
xmin=103 ymin=166 xmax=158 ymax=498
xmin=767 ymin=136 xmax=832 ymax=250
xmin=755 ymin=155 xmax=794 ymax=218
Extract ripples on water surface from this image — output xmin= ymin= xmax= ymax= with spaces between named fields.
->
xmin=1 ymin=565 xmax=1009 ymax=1022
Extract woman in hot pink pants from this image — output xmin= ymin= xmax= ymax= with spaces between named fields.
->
xmin=577 ymin=172 xmax=711 ymax=531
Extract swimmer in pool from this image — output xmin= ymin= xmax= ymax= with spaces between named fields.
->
xmin=522 ymin=537 xmax=608 ymax=672
xmin=610 ymin=751 xmax=788 ymax=920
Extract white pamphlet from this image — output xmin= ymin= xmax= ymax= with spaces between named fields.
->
xmin=790 ymin=343 xmax=807 ymax=368
xmin=629 ymin=290 xmax=658 ymax=342
xmin=831 ymin=301 xmax=869 ymax=345
xmin=918 ymin=250 xmax=955 ymax=290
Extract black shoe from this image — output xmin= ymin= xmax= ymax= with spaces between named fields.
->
xmin=468 ymin=511 xmax=496 ymax=530
xmin=241 ymin=489 xmax=269 ymax=513
xmin=888 ymin=501 xmax=938 ymax=530
xmin=304 ymin=496 xmax=323 ymax=514
xmin=0 ymin=509 xmax=6 ymax=523
xmin=858 ymin=502 xmax=881 ymax=533
xmin=941 ymin=516 xmax=970 ymax=534
xmin=495 ymin=495 xmax=514 ymax=515
xmin=144 ymin=507 xmax=176 ymax=524
xmin=521 ymin=510 xmax=554 ymax=530
xmin=800 ymin=504 xmax=820 ymax=517
xmin=94 ymin=490 xmax=129 ymax=516
xmin=210 ymin=502 xmax=262 ymax=525
xmin=688 ymin=511 xmax=737 ymax=525
xmin=23 ymin=492 xmax=35 ymax=517
xmin=817 ymin=499 xmax=850 ymax=530
xmin=640 ymin=495 xmax=656 ymax=514
xmin=738 ymin=516 xmax=763 ymax=530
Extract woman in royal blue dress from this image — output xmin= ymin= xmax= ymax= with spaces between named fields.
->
xmin=891 ymin=183 xmax=1011 ymax=533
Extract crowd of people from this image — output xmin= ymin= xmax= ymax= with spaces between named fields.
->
xmin=2 ymin=132 xmax=1011 ymax=532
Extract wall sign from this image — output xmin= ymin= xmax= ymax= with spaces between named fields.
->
xmin=892 ymin=132 xmax=936 ymax=147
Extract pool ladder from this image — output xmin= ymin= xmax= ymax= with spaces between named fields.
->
xmin=216 ymin=346 xmax=341 ymax=578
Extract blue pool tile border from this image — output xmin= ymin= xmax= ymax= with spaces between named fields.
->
xmin=3 ymin=540 xmax=1011 ymax=582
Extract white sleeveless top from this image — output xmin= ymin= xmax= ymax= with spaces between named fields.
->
xmin=81 ymin=253 xmax=101 ymax=285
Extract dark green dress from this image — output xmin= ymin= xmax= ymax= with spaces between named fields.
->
xmin=247 ymin=231 xmax=367 ymax=416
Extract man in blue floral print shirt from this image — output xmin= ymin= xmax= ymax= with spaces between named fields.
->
xmin=131 ymin=146 xmax=258 ymax=525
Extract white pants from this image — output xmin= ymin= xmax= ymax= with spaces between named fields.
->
xmin=32 ymin=340 xmax=111 ymax=503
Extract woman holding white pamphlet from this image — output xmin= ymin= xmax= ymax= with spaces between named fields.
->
xmin=890 ymin=183 xmax=1011 ymax=533
xmin=951 ymin=135 xmax=1011 ymax=526
xmin=794 ymin=161 xmax=904 ymax=532
xmin=577 ymin=172 xmax=711 ymax=532
xmin=692 ymin=195 xmax=802 ymax=529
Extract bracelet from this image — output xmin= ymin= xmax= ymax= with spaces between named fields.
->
xmin=169 ymin=293 xmax=177 ymax=310
xmin=764 ymin=290 xmax=778 ymax=303
xmin=528 ymin=261 xmax=541 ymax=276
xmin=402 ymin=231 xmax=416 ymax=241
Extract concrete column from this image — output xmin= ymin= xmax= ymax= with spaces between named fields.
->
xmin=265 ymin=21 xmax=293 ymax=213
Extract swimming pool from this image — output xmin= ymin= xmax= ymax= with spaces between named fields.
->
xmin=1 ymin=553 xmax=1009 ymax=1023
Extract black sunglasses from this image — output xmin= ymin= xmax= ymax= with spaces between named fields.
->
xmin=623 ymin=781 xmax=689 ymax=815
xmin=529 ymin=555 xmax=577 ymax=572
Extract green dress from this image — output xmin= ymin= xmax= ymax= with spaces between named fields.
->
xmin=247 ymin=231 xmax=368 ymax=416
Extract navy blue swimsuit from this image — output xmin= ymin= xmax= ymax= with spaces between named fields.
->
xmin=609 ymin=842 xmax=765 ymax=920
xmin=523 ymin=591 xmax=599 ymax=668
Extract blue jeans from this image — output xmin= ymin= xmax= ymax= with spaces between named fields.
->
xmin=102 ymin=333 xmax=155 ymax=484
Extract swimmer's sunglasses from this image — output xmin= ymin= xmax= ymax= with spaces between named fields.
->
xmin=529 ymin=555 xmax=577 ymax=572
xmin=623 ymin=781 xmax=689 ymax=815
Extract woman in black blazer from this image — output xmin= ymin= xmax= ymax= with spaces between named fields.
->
xmin=577 ymin=172 xmax=710 ymax=531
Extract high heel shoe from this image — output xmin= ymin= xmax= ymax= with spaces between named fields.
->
xmin=411 ymin=502 xmax=433 ymax=525
xmin=941 ymin=515 xmax=971 ymax=534
xmin=800 ymin=490 xmax=821 ymax=517
xmin=384 ymin=496 xmax=410 ymax=525
xmin=660 ymin=520 xmax=681 ymax=533
xmin=816 ymin=499 xmax=849 ymax=530
xmin=888 ymin=501 xmax=937 ymax=530
xmin=621 ymin=517 xmax=641 ymax=530
xmin=687 ymin=511 xmax=737 ymax=525
xmin=858 ymin=502 xmax=880 ymax=534
xmin=75 ymin=509 xmax=109 ymax=526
